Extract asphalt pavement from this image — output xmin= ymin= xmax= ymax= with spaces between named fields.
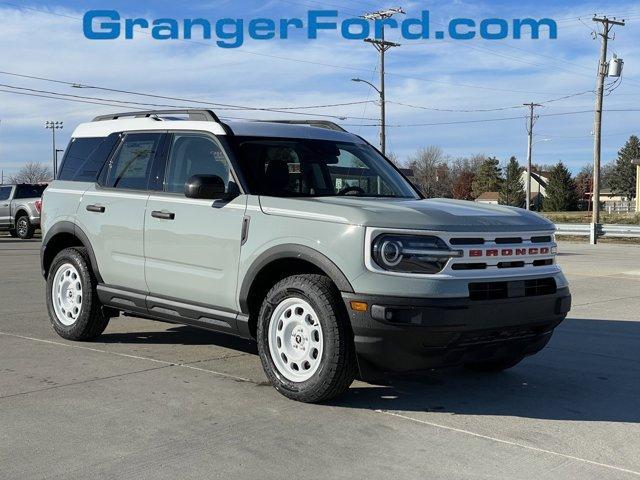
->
xmin=1 ymin=237 xmax=639 ymax=479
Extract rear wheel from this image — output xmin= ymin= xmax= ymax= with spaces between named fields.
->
xmin=465 ymin=355 xmax=525 ymax=372
xmin=46 ymin=247 xmax=111 ymax=340
xmin=8 ymin=228 xmax=18 ymax=238
xmin=15 ymin=215 xmax=35 ymax=239
xmin=257 ymin=274 xmax=356 ymax=403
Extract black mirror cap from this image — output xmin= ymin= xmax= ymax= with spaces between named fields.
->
xmin=185 ymin=174 xmax=226 ymax=200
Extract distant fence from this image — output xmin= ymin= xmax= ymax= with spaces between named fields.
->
xmin=604 ymin=201 xmax=636 ymax=214
xmin=555 ymin=223 xmax=640 ymax=238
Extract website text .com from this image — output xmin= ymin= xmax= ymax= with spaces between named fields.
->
xmin=83 ymin=10 xmax=558 ymax=48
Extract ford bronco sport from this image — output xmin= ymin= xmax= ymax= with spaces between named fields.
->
xmin=41 ymin=109 xmax=571 ymax=403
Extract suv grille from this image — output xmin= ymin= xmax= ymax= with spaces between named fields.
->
xmin=444 ymin=232 xmax=556 ymax=274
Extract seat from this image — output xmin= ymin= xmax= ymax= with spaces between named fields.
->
xmin=264 ymin=159 xmax=290 ymax=195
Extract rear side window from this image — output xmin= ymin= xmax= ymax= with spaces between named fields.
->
xmin=14 ymin=184 xmax=46 ymax=199
xmin=102 ymin=133 xmax=163 ymax=190
xmin=58 ymin=137 xmax=107 ymax=181
xmin=0 ymin=186 xmax=11 ymax=201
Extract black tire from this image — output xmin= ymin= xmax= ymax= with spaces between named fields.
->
xmin=464 ymin=355 xmax=525 ymax=372
xmin=257 ymin=274 xmax=356 ymax=403
xmin=8 ymin=229 xmax=18 ymax=238
xmin=15 ymin=215 xmax=35 ymax=239
xmin=46 ymin=247 xmax=111 ymax=341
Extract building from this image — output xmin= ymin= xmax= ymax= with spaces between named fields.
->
xmin=475 ymin=191 xmax=500 ymax=205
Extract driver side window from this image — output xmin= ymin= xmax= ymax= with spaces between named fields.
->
xmin=165 ymin=133 xmax=231 ymax=194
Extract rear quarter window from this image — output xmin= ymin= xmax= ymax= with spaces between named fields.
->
xmin=0 ymin=186 xmax=11 ymax=201
xmin=58 ymin=135 xmax=119 ymax=182
xmin=14 ymin=184 xmax=47 ymax=199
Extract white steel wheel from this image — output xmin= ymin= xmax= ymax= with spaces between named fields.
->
xmin=52 ymin=263 xmax=83 ymax=326
xmin=268 ymin=297 xmax=324 ymax=382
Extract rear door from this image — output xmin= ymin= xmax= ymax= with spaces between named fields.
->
xmin=144 ymin=131 xmax=247 ymax=312
xmin=0 ymin=186 xmax=13 ymax=227
xmin=77 ymin=132 xmax=166 ymax=292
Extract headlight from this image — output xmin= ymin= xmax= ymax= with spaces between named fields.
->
xmin=371 ymin=234 xmax=462 ymax=274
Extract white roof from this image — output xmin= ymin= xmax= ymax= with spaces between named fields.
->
xmin=71 ymin=116 xmax=360 ymax=143
xmin=72 ymin=118 xmax=227 ymax=138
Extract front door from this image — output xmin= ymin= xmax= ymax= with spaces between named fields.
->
xmin=77 ymin=132 xmax=166 ymax=292
xmin=144 ymin=131 xmax=246 ymax=313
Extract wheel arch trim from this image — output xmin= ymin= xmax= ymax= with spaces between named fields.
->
xmin=238 ymin=244 xmax=354 ymax=314
xmin=41 ymin=221 xmax=103 ymax=282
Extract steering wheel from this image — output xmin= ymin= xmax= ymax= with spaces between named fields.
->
xmin=337 ymin=185 xmax=366 ymax=196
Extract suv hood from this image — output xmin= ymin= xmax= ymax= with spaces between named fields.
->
xmin=259 ymin=197 xmax=555 ymax=232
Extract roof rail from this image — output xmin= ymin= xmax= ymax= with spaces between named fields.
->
xmin=252 ymin=119 xmax=347 ymax=132
xmin=92 ymin=109 xmax=221 ymax=123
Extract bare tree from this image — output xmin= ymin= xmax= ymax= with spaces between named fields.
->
xmin=386 ymin=151 xmax=402 ymax=167
xmin=9 ymin=162 xmax=52 ymax=184
xmin=407 ymin=146 xmax=454 ymax=198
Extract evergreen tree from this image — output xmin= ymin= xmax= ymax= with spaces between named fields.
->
xmin=609 ymin=135 xmax=640 ymax=200
xmin=471 ymin=157 xmax=502 ymax=198
xmin=499 ymin=156 xmax=526 ymax=207
xmin=543 ymin=162 xmax=578 ymax=212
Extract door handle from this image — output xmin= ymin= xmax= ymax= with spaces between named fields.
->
xmin=151 ymin=210 xmax=175 ymax=220
xmin=86 ymin=204 xmax=105 ymax=213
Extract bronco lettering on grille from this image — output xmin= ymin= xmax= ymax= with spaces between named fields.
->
xmin=467 ymin=247 xmax=551 ymax=257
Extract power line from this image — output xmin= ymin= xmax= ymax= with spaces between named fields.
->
xmin=0 ymin=87 xmax=149 ymax=109
xmin=386 ymin=90 xmax=594 ymax=113
xmin=0 ymin=85 xmax=379 ymax=120
xmin=1 ymin=69 xmax=607 ymax=122
xmin=347 ymin=108 xmax=640 ymax=128
xmin=0 ymin=71 xmax=376 ymax=113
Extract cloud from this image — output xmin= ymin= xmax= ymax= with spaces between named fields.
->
xmin=0 ymin=1 xmax=639 ymax=175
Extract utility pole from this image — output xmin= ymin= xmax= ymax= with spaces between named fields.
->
xmin=523 ymin=103 xmax=541 ymax=211
xmin=45 ymin=121 xmax=63 ymax=179
xmin=590 ymin=16 xmax=625 ymax=244
xmin=359 ymin=7 xmax=404 ymax=156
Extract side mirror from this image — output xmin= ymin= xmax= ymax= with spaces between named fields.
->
xmin=185 ymin=174 xmax=226 ymax=200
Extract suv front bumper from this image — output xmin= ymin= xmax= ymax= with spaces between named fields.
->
xmin=342 ymin=287 xmax=571 ymax=372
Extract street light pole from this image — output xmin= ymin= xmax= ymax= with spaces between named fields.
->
xmin=45 ymin=121 xmax=63 ymax=179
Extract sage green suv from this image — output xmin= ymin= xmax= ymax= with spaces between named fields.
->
xmin=41 ymin=109 xmax=571 ymax=402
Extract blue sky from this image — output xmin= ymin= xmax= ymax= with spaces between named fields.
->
xmin=1 ymin=0 xmax=639 ymax=179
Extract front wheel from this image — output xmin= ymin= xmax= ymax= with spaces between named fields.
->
xmin=257 ymin=274 xmax=356 ymax=403
xmin=46 ymin=247 xmax=111 ymax=340
xmin=15 ymin=215 xmax=35 ymax=239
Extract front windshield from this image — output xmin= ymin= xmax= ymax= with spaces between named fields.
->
xmin=233 ymin=136 xmax=419 ymax=199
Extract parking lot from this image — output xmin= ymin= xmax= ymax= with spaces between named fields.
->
xmin=1 ymin=237 xmax=639 ymax=479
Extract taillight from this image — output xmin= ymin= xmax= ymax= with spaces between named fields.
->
xmin=35 ymin=200 xmax=42 ymax=213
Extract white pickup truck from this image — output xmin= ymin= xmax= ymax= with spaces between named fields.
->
xmin=0 ymin=184 xmax=46 ymax=239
